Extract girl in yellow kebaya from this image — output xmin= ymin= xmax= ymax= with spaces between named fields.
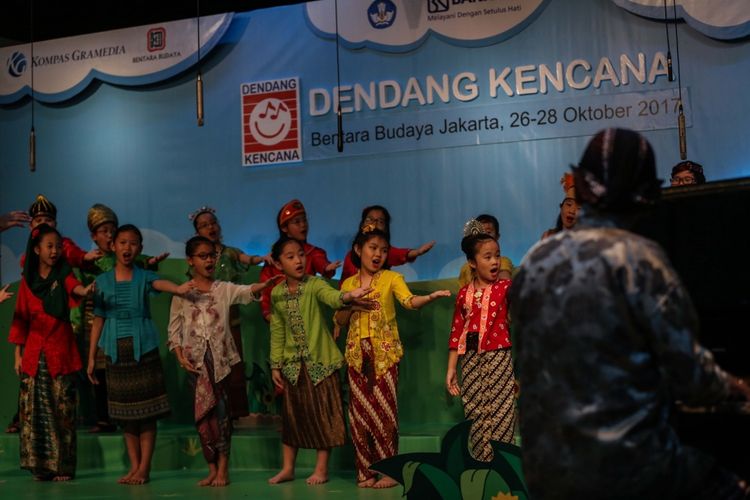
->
xmin=335 ymin=226 xmax=450 ymax=488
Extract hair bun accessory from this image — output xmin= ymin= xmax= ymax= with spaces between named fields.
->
xmin=463 ymin=219 xmax=486 ymax=237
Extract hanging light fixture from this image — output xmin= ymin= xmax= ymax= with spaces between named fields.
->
xmin=29 ymin=0 xmax=36 ymax=171
xmin=195 ymin=0 xmax=204 ymax=126
xmin=671 ymin=0 xmax=687 ymax=159
xmin=662 ymin=0 xmax=673 ymax=82
xmin=334 ymin=0 xmax=343 ymax=152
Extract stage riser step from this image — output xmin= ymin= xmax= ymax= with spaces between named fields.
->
xmin=0 ymin=432 xmax=443 ymax=473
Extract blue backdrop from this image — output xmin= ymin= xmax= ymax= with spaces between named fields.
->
xmin=1 ymin=0 xmax=749 ymax=284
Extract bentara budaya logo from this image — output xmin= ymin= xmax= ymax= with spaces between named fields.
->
xmin=7 ymin=51 xmax=27 ymax=77
xmin=368 ymin=0 xmax=397 ymax=29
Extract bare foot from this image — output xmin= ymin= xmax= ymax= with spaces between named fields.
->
xmin=198 ymin=472 xmax=216 ymax=487
xmin=211 ymin=472 xmax=229 ymax=487
xmin=52 ymin=475 xmax=73 ymax=482
xmin=118 ymin=470 xmax=137 ymax=484
xmin=268 ymin=469 xmax=295 ymax=484
xmin=373 ymin=476 xmax=398 ymax=489
xmin=306 ymin=472 xmax=328 ymax=485
xmin=358 ymin=477 xmax=376 ymax=488
xmin=126 ymin=474 xmax=149 ymax=485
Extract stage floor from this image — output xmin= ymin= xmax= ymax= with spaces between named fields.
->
xmin=0 ymin=469 xmax=404 ymax=499
xmin=0 ymin=421 xmax=449 ymax=497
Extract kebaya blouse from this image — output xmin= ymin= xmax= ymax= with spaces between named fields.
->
xmin=9 ymin=273 xmax=82 ymax=377
xmin=340 ymin=269 xmax=415 ymax=378
xmin=168 ymin=281 xmax=258 ymax=383
xmin=449 ymin=279 xmax=512 ymax=354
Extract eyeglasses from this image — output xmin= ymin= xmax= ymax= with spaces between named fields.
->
xmin=191 ymin=252 xmax=218 ymax=261
xmin=671 ymin=175 xmax=696 ymax=186
xmin=196 ymin=221 xmax=218 ymax=231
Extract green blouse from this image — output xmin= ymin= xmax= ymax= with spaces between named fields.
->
xmin=269 ymin=276 xmax=345 ymax=386
xmin=214 ymin=245 xmax=248 ymax=283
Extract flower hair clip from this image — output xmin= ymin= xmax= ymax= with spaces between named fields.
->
xmin=463 ymin=219 xmax=486 ymax=238
xmin=189 ymin=206 xmax=216 ymax=221
xmin=360 ymin=222 xmax=378 ymax=234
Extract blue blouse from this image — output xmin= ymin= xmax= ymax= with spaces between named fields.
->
xmin=93 ymin=266 xmax=160 ymax=363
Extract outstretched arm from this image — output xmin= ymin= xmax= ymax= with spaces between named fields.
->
xmin=87 ymin=316 xmax=104 ymax=384
xmin=410 ymin=290 xmax=451 ymax=309
xmin=407 ymin=240 xmax=436 ymax=260
xmin=153 ymin=279 xmax=193 ymax=296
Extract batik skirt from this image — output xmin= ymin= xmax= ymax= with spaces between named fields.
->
xmin=19 ymin=353 xmax=77 ymax=479
xmin=105 ymin=338 xmax=170 ymax=423
xmin=188 ymin=349 xmax=232 ymax=462
xmin=280 ymin=364 xmax=346 ymax=449
xmin=460 ymin=333 xmax=516 ymax=461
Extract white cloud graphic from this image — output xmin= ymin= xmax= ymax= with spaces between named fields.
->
xmin=612 ymin=0 xmax=750 ymax=40
xmin=141 ymin=228 xmax=186 ymax=260
xmin=306 ymin=0 xmax=549 ymax=52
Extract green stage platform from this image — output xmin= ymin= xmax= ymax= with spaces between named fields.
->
xmin=0 ymin=422 xmax=448 ymax=498
xmin=0 ymin=421 xmax=450 ymax=474
xmin=0 ymin=469 xmax=405 ymax=499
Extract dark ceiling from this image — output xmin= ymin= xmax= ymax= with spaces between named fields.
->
xmin=1 ymin=0 xmax=308 ymax=45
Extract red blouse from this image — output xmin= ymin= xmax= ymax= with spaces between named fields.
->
xmin=259 ymin=242 xmax=335 ymax=320
xmin=449 ymin=279 xmax=512 ymax=354
xmin=8 ymin=273 xmax=83 ymax=378
xmin=339 ymin=246 xmax=413 ymax=286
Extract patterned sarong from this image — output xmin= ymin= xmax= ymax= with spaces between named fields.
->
xmin=348 ymin=338 xmax=399 ymax=482
xmin=281 ymin=363 xmax=346 ymax=449
xmin=189 ymin=349 xmax=232 ymax=463
xmin=460 ymin=333 xmax=516 ymax=461
xmin=105 ymin=338 xmax=170 ymax=423
xmin=19 ymin=353 xmax=77 ymax=478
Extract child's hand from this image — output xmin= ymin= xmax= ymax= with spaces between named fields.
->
xmin=148 ymin=252 xmax=170 ymax=266
xmin=87 ymin=359 xmax=99 ymax=385
xmin=0 ymin=284 xmax=14 ymax=304
xmin=83 ymin=282 xmax=96 ymax=297
xmin=84 ymin=248 xmax=104 ymax=262
xmin=177 ymin=356 xmax=201 ymax=375
xmin=256 ymin=253 xmax=273 ymax=266
xmin=446 ymin=367 xmax=460 ymax=397
xmin=175 ymin=280 xmax=196 ymax=296
xmin=416 ymin=240 xmax=436 ymax=256
xmin=349 ymin=286 xmax=373 ymax=299
xmin=251 ymin=274 xmax=285 ymax=295
xmin=325 ymin=260 xmax=342 ymax=273
xmin=271 ymin=369 xmax=285 ymax=392
xmin=429 ymin=290 xmax=451 ymax=300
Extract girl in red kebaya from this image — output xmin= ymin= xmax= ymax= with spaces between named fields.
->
xmin=9 ymin=224 xmax=94 ymax=481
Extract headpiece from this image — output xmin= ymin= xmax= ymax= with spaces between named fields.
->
xmin=360 ymin=222 xmax=377 ymax=234
xmin=87 ymin=203 xmax=118 ymax=232
xmin=189 ymin=205 xmax=216 ymax=222
xmin=572 ymin=128 xmax=661 ymax=210
xmin=278 ymin=199 xmax=305 ymax=227
xmin=29 ymin=194 xmax=56 ymax=220
xmin=463 ymin=218 xmax=487 ymax=238
xmin=561 ymin=172 xmax=576 ymax=200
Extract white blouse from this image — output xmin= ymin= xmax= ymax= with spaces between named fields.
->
xmin=168 ymin=281 xmax=258 ymax=382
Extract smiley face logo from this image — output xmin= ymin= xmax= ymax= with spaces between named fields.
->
xmin=249 ymin=98 xmax=292 ymax=146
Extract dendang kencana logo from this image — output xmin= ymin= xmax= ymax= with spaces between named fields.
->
xmin=147 ymin=27 xmax=166 ymax=52
xmin=241 ymin=77 xmax=302 ymax=167
xmin=368 ymin=0 xmax=397 ymax=29
xmin=7 ymin=51 xmax=27 ymax=77
xmin=249 ymin=98 xmax=292 ymax=146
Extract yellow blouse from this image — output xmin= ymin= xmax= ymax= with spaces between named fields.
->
xmin=339 ymin=269 xmax=414 ymax=378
